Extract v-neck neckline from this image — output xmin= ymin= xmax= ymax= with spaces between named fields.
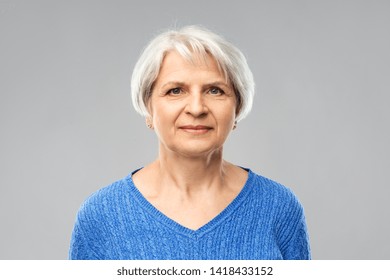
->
xmin=124 ymin=168 xmax=255 ymax=240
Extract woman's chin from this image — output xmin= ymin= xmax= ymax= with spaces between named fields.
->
xmin=168 ymin=145 xmax=223 ymax=158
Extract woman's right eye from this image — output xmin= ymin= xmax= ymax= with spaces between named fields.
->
xmin=167 ymin=88 xmax=182 ymax=95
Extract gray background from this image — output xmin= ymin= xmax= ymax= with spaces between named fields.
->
xmin=1 ymin=0 xmax=389 ymax=259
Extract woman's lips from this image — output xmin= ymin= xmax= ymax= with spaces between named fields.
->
xmin=179 ymin=125 xmax=212 ymax=134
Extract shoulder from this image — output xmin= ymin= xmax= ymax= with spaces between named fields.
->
xmin=250 ymin=170 xmax=300 ymax=202
xmin=247 ymin=169 xmax=304 ymax=216
xmin=76 ymin=175 xmax=132 ymax=222
xmin=83 ymin=178 xmax=125 ymax=206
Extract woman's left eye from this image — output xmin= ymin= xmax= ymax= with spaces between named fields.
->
xmin=208 ymin=87 xmax=224 ymax=95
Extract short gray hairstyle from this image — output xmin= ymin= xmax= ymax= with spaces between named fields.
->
xmin=131 ymin=25 xmax=255 ymax=122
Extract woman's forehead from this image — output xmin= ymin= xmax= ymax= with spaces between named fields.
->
xmin=155 ymin=51 xmax=225 ymax=84
xmin=158 ymin=50 xmax=228 ymax=81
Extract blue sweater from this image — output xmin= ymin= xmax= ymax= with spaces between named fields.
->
xmin=69 ymin=169 xmax=310 ymax=259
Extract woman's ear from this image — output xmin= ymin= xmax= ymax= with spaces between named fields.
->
xmin=146 ymin=116 xmax=154 ymax=129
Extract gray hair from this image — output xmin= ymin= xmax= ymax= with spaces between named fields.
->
xmin=131 ymin=25 xmax=255 ymax=122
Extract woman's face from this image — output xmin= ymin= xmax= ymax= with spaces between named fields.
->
xmin=149 ymin=51 xmax=236 ymax=158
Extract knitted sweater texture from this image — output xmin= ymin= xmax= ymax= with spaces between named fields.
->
xmin=69 ymin=169 xmax=310 ymax=260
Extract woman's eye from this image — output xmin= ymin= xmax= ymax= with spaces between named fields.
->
xmin=167 ymin=88 xmax=182 ymax=95
xmin=209 ymin=87 xmax=224 ymax=95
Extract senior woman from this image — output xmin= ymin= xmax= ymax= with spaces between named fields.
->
xmin=69 ymin=25 xmax=311 ymax=260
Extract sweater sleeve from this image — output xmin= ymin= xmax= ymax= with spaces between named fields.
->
xmin=69 ymin=217 xmax=88 ymax=260
xmin=280 ymin=208 xmax=311 ymax=259
xmin=277 ymin=190 xmax=311 ymax=260
xmin=68 ymin=200 xmax=102 ymax=260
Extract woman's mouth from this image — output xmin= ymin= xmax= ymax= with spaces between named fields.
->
xmin=179 ymin=125 xmax=212 ymax=134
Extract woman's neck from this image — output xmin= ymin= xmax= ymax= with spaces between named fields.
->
xmin=153 ymin=146 xmax=228 ymax=195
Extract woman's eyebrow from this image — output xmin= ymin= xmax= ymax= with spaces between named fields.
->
xmin=203 ymin=81 xmax=230 ymax=88
xmin=160 ymin=81 xmax=186 ymax=89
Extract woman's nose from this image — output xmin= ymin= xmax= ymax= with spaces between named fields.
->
xmin=184 ymin=92 xmax=208 ymax=117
